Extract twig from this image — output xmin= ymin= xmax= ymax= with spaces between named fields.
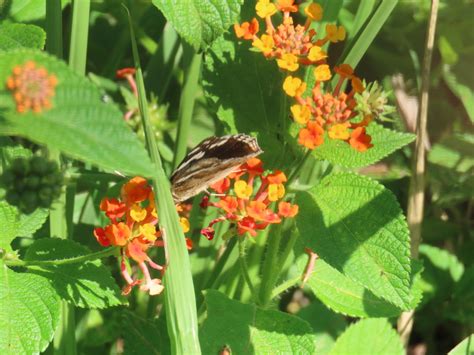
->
xmin=397 ymin=0 xmax=439 ymax=347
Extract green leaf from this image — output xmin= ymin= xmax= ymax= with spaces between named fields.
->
xmin=448 ymin=335 xmax=474 ymax=355
xmin=18 ymin=208 xmax=49 ymax=237
xmin=203 ymin=34 xmax=298 ymax=169
xmin=0 ymin=261 xmax=60 ymax=355
xmin=313 ymin=123 xmax=415 ymax=168
xmin=296 ymin=301 xmax=347 ymax=354
xmin=328 ymin=318 xmax=403 ymax=355
xmin=0 ymin=50 xmax=154 ymax=177
xmin=296 ymin=173 xmax=412 ymax=309
xmin=419 ymin=244 xmax=464 ymax=305
xmin=151 ymin=0 xmax=242 ymax=50
xmin=0 ymin=23 xmax=46 ymax=50
xmin=301 ymin=257 xmax=403 ymax=318
xmin=0 ymin=201 xmax=19 ymax=251
xmin=25 ymin=238 xmax=126 ymax=308
xmin=200 ymin=290 xmax=316 ymax=354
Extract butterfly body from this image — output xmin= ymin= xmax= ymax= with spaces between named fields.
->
xmin=170 ymin=134 xmax=263 ymax=202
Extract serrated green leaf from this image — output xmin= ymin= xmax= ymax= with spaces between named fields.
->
xmin=18 ymin=208 xmax=49 ymax=237
xmin=203 ymin=34 xmax=298 ymax=169
xmin=296 ymin=173 xmax=412 ymax=309
xmin=297 ymin=301 xmax=347 ymax=354
xmin=200 ymin=290 xmax=316 ymax=354
xmin=152 ymin=0 xmax=242 ymax=50
xmin=312 ymin=123 xmax=415 ymax=168
xmin=301 ymin=257 xmax=403 ymax=318
xmin=0 ymin=23 xmax=46 ymax=50
xmin=0 ymin=50 xmax=154 ymax=177
xmin=0 ymin=201 xmax=19 ymax=251
xmin=448 ymin=335 xmax=473 ymax=355
xmin=25 ymin=238 xmax=126 ymax=308
xmin=0 ymin=261 xmax=60 ymax=355
xmin=328 ymin=318 xmax=403 ymax=355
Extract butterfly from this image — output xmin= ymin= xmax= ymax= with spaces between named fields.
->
xmin=170 ymin=134 xmax=263 ymax=203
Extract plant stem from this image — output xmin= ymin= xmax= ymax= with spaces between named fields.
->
xmin=45 ymin=0 xmax=77 ymax=353
xmin=258 ymin=223 xmax=283 ymax=306
xmin=238 ymin=238 xmax=256 ymax=301
xmin=45 ymin=0 xmax=63 ymax=58
xmin=5 ymin=247 xmax=118 ymax=267
xmin=397 ymin=0 xmax=439 ymax=347
xmin=271 ymin=275 xmax=300 ymax=300
xmin=172 ymin=44 xmax=202 ymax=169
xmin=125 ymin=8 xmax=201 ymax=353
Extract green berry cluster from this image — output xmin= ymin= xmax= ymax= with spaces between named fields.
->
xmin=1 ymin=156 xmax=63 ymax=213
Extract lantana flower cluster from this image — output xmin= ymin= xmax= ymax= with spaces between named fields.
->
xmin=235 ymin=0 xmax=386 ymax=152
xmin=93 ymin=177 xmax=190 ymax=296
xmin=200 ymin=158 xmax=299 ymax=239
xmin=6 ymin=61 xmax=58 ymax=113
xmin=284 ymin=63 xmax=373 ymax=152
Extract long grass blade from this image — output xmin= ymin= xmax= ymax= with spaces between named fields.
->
xmin=124 ymin=7 xmax=201 ymax=354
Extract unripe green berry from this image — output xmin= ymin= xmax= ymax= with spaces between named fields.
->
xmin=30 ymin=156 xmax=48 ymax=175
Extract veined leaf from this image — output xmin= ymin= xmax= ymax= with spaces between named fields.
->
xmin=0 ymin=50 xmax=154 ymax=177
xmin=296 ymin=173 xmax=412 ymax=309
xmin=25 ymin=238 xmax=126 ymax=309
xmin=0 ymin=261 xmax=60 ymax=355
xmin=301 ymin=257 xmax=402 ymax=318
xmin=0 ymin=23 xmax=45 ymax=50
xmin=152 ymin=0 xmax=242 ymax=50
xmin=200 ymin=290 xmax=316 ymax=354
xmin=18 ymin=208 xmax=49 ymax=237
xmin=0 ymin=201 xmax=19 ymax=251
xmin=313 ymin=123 xmax=415 ymax=168
xmin=329 ymin=318 xmax=403 ymax=355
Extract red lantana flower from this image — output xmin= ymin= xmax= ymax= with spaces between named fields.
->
xmin=93 ymin=177 xmax=191 ymax=296
xmin=200 ymin=158 xmax=298 ymax=239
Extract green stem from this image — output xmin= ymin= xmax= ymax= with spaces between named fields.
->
xmin=45 ymin=1 xmax=76 ymax=353
xmin=197 ymin=237 xmax=237 ymax=316
xmin=238 ymin=238 xmax=256 ymax=301
xmin=5 ymin=247 xmax=118 ymax=268
xmin=172 ymin=44 xmax=202 ymax=169
xmin=258 ymin=223 xmax=283 ymax=306
xmin=203 ymin=237 xmax=237 ymax=290
xmin=45 ymin=0 xmax=63 ymax=58
xmin=271 ymin=276 xmax=300 ymax=300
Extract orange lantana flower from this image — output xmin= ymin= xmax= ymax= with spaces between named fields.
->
xmin=6 ymin=61 xmax=58 ymax=113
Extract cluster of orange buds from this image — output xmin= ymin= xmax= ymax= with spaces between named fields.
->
xmin=284 ymin=63 xmax=373 ymax=152
xmin=234 ymin=0 xmax=345 ymax=72
xmin=6 ymin=61 xmax=58 ymax=113
xmin=200 ymin=158 xmax=299 ymax=239
xmin=93 ymin=177 xmax=191 ymax=296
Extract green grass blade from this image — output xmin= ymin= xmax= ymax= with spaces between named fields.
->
xmin=125 ymin=7 xmax=201 ymax=354
xmin=349 ymin=0 xmax=376 ymax=40
xmin=334 ymin=0 xmax=398 ymax=76
xmin=68 ymin=0 xmax=90 ymax=74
